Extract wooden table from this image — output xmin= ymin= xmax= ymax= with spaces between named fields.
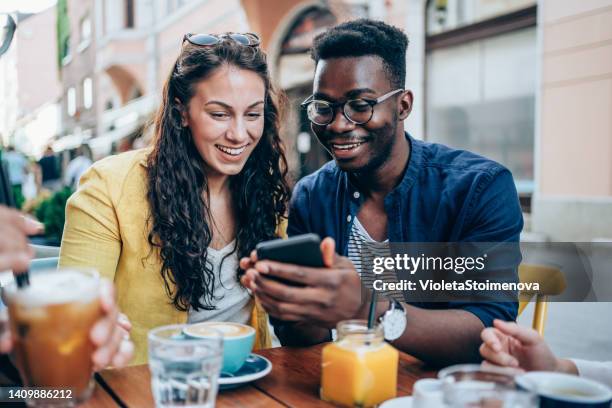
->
xmin=92 ymin=344 xmax=438 ymax=407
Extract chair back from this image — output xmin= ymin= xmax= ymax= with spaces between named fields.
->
xmin=518 ymin=263 xmax=566 ymax=336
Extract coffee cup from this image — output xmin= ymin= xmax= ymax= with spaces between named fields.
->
xmin=516 ymin=372 xmax=612 ymax=408
xmin=184 ymin=322 xmax=255 ymax=375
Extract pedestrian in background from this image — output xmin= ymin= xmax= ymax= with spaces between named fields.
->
xmin=38 ymin=146 xmax=61 ymax=191
xmin=3 ymin=146 xmax=28 ymax=208
xmin=64 ymin=145 xmax=93 ymax=190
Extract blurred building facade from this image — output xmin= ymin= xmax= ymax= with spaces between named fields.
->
xmin=0 ymin=7 xmax=61 ymax=156
xmin=412 ymin=0 xmax=612 ymax=241
xmin=532 ymin=0 xmax=612 ymax=241
xmin=28 ymin=0 xmax=612 ymax=240
xmin=0 ymin=0 xmax=608 ymax=241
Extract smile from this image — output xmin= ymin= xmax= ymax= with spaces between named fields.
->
xmin=331 ymin=141 xmax=365 ymax=151
xmin=215 ymin=144 xmax=249 ymax=156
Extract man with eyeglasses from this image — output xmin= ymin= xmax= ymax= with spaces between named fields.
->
xmin=241 ymin=19 xmax=523 ymax=365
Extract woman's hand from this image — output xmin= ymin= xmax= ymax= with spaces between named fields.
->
xmin=239 ymin=250 xmax=259 ymax=290
xmin=479 ymin=319 xmax=577 ymax=374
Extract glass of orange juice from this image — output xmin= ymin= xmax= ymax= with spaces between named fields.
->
xmin=321 ymin=319 xmax=398 ymax=407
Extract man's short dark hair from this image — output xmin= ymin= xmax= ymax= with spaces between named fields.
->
xmin=310 ymin=19 xmax=409 ymax=88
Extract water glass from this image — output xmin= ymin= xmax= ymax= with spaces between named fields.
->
xmin=148 ymin=324 xmax=223 ymax=408
xmin=445 ymin=388 xmax=538 ymax=407
xmin=439 ymin=364 xmax=538 ymax=408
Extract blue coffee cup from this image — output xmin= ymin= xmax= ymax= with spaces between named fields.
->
xmin=183 ymin=322 xmax=255 ymax=375
xmin=516 ymin=372 xmax=612 ymax=408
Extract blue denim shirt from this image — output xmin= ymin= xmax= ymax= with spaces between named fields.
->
xmin=287 ymin=133 xmax=523 ymax=327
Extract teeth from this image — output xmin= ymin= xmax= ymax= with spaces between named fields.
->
xmin=332 ymin=142 xmax=363 ymax=150
xmin=216 ymin=145 xmax=247 ymax=156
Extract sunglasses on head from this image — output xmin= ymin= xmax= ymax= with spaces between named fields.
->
xmin=183 ymin=32 xmax=261 ymax=47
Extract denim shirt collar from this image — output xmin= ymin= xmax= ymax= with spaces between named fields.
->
xmin=345 ymin=132 xmax=422 ymax=204
xmin=397 ymin=132 xmax=423 ymax=195
xmin=339 ymin=132 xmax=421 ymax=250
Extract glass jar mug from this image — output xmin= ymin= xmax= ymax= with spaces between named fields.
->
xmin=321 ymin=319 xmax=399 ymax=407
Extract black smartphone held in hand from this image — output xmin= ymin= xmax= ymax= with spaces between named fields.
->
xmin=255 ymin=233 xmax=325 ymax=286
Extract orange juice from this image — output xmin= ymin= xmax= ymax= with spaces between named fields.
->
xmin=321 ymin=320 xmax=398 ymax=407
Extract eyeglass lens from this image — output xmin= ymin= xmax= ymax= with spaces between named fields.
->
xmin=307 ymin=100 xmax=373 ymax=125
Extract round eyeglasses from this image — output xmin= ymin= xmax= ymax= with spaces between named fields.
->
xmin=183 ymin=32 xmax=261 ymax=48
xmin=301 ymin=89 xmax=404 ymax=126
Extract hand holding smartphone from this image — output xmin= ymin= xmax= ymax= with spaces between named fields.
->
xmin=255 ymin=233 xmax=325 ymax=286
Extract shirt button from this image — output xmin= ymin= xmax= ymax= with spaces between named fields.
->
xmin=353 ymin=191 xmax=360 ymax=199
xmin=347 ymin=215 xmax=352 ymax=222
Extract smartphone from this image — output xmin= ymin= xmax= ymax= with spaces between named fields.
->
xmin=255 ymin=233 xmax=325 ymax=286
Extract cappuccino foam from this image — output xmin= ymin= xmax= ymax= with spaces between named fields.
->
xmin=186 ymin=322 xmax=254 ymax=338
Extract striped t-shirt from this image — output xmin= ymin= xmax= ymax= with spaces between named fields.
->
xmin=347 ymin=217 xmax=403 ymax=301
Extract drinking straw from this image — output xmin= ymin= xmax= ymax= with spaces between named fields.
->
xmin=15 ymin=270 xmax=30 ymax=288
xmin=367 ymin=291 xmax=378 ymax=329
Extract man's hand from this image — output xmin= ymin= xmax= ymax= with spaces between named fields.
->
xmin=480 ymin=319 xmax=576 ymax=374
xmin=240 ymin=237 xmax=362 ymax=328
xmin=0 ymin=279 xmax=134 ymax=370
xmin=0 ymin=205 xmax=44 ymax=272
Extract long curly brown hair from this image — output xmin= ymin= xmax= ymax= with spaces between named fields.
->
xmin=146 ymin=39 xmax=289 ymax=312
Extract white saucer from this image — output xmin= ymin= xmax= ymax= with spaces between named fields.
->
xmin=219 ymin=354 xmax=272 ymax=390
xmin=380 ymin=396 xmax=413 ymax=408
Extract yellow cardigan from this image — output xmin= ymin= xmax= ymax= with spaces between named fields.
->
xmin=59 ymin=148 xmax=273 ymax=365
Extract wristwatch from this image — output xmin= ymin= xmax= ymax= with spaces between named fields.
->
xmin=379 ymin=300 xmax=407 ymax=341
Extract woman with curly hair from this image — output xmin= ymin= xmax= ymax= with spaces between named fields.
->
xmin=59 ymin=33 xmax=290 ymax=364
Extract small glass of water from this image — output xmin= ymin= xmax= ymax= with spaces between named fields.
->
xmin=148 ymin=324 xmax=223 ymax=408
xmin=439 ymin=364 xmax=538 ymax=408
xmin=445 ymin=388 xmax=538 ymax=408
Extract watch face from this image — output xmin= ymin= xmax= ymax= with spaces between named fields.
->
xmin=383 ymin=310 xmax=407 ymax=341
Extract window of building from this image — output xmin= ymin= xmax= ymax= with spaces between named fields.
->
xmin=427 ymin=0 xmax=536 ymax=35
xmin=78 ymin=15 xmax=92 ymax=52
xmin=67 ymin=87 xmax=77 ymax=117
xmin=425 ymin=0 xmax=537 ymax=196
xmin=278 ymin=6 xmax=336 ymax=180
xmin=61 ymin=36 xmax=71 ymax=65
xmin=281 ymin=7 xmax=337 ymax=55
xmin=125 ymin=0 xmax=134 ymax=28
xmin=58 ymin=0 xmax=71 ymax=65
xmin=83 ymin=77 xmax=93 ymax=110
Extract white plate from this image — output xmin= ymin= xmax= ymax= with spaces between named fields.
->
xmin=380 ymin=396 xmax=413 ymax=408
xmin=219 ymin=354 xmax=272 ymax=389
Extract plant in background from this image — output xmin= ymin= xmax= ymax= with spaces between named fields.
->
xmin=22 ymin=190 xmax=52 ymax=215
xmin=35 ymin=187 xmax=73 ymax=245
